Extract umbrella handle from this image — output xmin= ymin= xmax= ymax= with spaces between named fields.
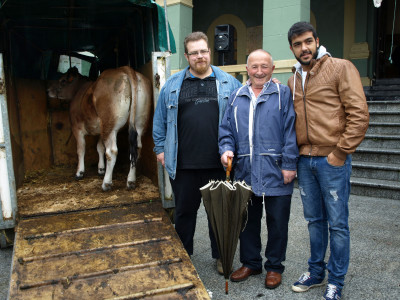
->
xmin=226 ymin=157 xmax=232 ymax=182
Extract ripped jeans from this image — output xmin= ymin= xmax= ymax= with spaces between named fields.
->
xmin=297 ymin=155 xmax=352 ymax=289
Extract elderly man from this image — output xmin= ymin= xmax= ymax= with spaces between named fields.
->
xmin=219 ymin=49 xmax=298 ymax=289
xmin=153 ymin=32 xmax=242 ymax=273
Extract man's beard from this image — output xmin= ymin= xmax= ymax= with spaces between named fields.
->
xmin=190 ymin=59 xmax=210 ymax=74
xmin=295 ymin=49 xmax=318 ymax=65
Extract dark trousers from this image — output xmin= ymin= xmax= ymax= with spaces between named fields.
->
xmin=240 ymin=194 xmax=292 ymax=273
xmin=169 ymin=168 xmax=224 ymax=258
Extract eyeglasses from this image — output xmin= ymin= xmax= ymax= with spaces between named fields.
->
xmin=186 ymin=49 xmax=210 ymax=57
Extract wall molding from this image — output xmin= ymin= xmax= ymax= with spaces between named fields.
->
xmin=171 ymin=58 xmax=298 ymax=79
xmin=155 ymin=0 xmax=193 ymax=8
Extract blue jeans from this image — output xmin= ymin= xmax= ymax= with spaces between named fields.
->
xmin=297 ymin=155 xmax=352 ymax=288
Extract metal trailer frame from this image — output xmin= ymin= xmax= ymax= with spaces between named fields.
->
xmin=0 ymin=53 xmax=17 ymax=248
xmin=151 ymin=51 xmax=174 ymax=209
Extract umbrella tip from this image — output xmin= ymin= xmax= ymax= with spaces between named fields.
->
xmin=225 ymin=279 xmax=229 ymax=294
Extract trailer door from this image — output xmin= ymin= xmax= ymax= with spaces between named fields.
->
xmin=0 ymin=53 xmax=17 ymax=248
xmin=152 ymin=52 xmax=175 ymax=210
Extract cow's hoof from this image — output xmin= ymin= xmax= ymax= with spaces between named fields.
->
xmin=98 ymin=168 xmax=105 ymax=176
xmin=127 ymin=181 xmax=136 ymax=190
xmin=75 ymin=172 xmax=84 ymax=180
xmin=102 ymin=183 xmax=113 ymax=192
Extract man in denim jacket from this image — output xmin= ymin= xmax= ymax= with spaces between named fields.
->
xmin=153 ymin=32 xmax=241 ymax=273
xmin=219 ymin=49 xmax=298 ymax=289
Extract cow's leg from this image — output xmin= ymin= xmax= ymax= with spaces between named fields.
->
xmin=102 ymin=131 xmax=118 ymax=191
xmin=136 ymin=128 xmax=144 ymax=160
xmin=127 ymin=167 xmax=136 ymax=190
xmin=75 ymin=130 xmax=86 ymax=180
xmin=127 ymin=74 xmax=151 ymax=189
xmin=97 ymin=138 xmax=106 ymax=175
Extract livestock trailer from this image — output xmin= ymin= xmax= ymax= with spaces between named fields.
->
xmin=0 ymin=1 xmax=209 ymax=299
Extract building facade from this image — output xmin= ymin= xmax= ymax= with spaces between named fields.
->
xmin=157 ymin=0 xmax=400 ymax=85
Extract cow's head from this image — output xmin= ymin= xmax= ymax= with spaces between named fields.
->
xmin=47 ymin=67 xmax=88 ymax=100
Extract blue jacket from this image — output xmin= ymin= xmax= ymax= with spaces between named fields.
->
xmin=153 ymin=65 xmax=242 ymax=180
xmin=219 ymin=81 xmax=299 ymax=196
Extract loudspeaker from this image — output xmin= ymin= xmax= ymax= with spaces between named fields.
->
xmin=214 ymin=24 xmax=234 ymax=52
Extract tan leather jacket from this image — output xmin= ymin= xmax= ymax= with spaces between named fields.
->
xmin=287 ymin=54 xmax=369 ymax=163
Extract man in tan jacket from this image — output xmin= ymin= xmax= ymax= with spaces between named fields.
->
xmin=287 ymin=22 xmax=369 ymax=300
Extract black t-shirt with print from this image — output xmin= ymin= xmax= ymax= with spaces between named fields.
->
xmin=177 ymin=73 xmax=221 ymax=169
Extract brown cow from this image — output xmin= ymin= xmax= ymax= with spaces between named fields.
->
xmin=47 ymin=66 xmax=152 ymax=191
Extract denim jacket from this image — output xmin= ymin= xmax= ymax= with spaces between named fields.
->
xmin=153 ymin=65 xmax=242 ymax=179
xmin=219 ymin=81 xmax=299 ymax=196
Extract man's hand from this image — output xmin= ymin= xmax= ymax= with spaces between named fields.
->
xmin=272 ymin=77 xmax=281 ymax=84
xmin=282 ymin=170 xmax=296 ymax=184
xmin=221 ymin=151 xmax=234 ymax=168
xmin=157 ymin=152 xmax=165 ymax=167
xmin=327 ymin=152 xmax=345 ymax=167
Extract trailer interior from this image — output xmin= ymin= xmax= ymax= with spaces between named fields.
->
xmin=0 ymin=1 xmax=210 ymax=298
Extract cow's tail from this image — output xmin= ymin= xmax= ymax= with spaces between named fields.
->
xmin=126 ymin=67 xmax=138 ymax=167
xmin=129 ymin=126 xmax=138 ymax=167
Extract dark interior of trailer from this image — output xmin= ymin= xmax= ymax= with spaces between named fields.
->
xmin=0 ymin=0 xmax=175 ymax=190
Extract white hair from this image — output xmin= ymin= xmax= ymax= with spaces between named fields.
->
xmin=246 ymin=49 xmax=274 ymax=66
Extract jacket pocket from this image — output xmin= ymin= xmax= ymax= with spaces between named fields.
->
xmin=260 ymin=153 xmax=283 ymax=188
xmin=235 ymin=155 xmax=251 ymax=182
xmin=167 ymin=103 xmax=177 ymax=120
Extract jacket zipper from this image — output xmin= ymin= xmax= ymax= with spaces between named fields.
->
xmin=275 ymin=160 xmax=282 ymax=171
xmin=300 ymin=71 xmax=312 ymax=155
xmin=234 ymin=106 xmax=238 ymax=133
xmin=250 ymin=84 xmax=270 ymax=163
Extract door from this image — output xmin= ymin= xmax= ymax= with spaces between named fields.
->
xmin=0 ymin=53 xmax=17 ymax=248
xmin=152 ymin=52 xmax=174 ymax=210
xmin=375 ymin=0 xmax=400 ymax=78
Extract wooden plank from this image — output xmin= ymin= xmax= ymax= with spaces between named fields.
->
xmin=9 ymin=203 xmax=210 ymax=299
xmin=9 ymin=167 xmax=210 ymax=299
xmin=16 ymin=78 xmax=52 ymax=172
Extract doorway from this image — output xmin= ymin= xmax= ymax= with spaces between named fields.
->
xmin=375 ymin=0 xmax=400 ymax=78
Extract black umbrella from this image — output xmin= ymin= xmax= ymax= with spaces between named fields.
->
xmin=200 ymin=159 xmax=252 ymax=294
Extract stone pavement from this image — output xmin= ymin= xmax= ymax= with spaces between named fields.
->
xmin=0 ymin=247 xmax=12 ymax=300
xmin=1 ymin=189 xmax=399 ymax=300
xmin=191 ymin=188 xmax=400 ymax=299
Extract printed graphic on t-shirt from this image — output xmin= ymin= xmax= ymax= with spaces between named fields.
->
xmin=177 ymin=77 xmax=221 ymax=169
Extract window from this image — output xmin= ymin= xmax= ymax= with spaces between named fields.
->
xmin=57 ymin=52 xmax=96 ymax=76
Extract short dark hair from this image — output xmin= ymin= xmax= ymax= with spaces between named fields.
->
xmin=184 ymin=31 xmax=208 ymax=53
xmin=287 ymin=22 xmax=318 ymax=46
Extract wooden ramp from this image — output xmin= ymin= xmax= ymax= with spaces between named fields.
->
xmin=8 ymin=167 xmax=210 ymax=299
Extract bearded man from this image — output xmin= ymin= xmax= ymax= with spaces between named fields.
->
xmin=287 ymin=22 xmax=369 ymax=300
xmin=153 ymin=31 xmax=242 ymax=274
